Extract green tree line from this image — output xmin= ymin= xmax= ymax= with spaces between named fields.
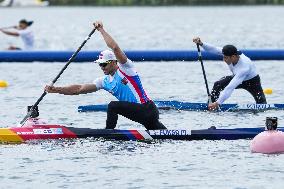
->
xmin=48 ymin=0 xmax=284 ymax=5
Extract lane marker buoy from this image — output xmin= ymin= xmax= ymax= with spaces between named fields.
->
xmin=0 ymin=80 xmax=8 ymax=88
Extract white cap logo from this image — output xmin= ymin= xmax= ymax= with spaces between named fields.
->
xmin=95 ymin=49 xmax=117 ymax=63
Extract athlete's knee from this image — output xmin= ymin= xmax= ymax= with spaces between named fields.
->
xmin=257 ymin=94 xmax=267 ymax=104
xmin=144 ymin=120 xmax=167 ymax=130
xmin=106 ymin=112 xmax=118 ymax=129
xmin=257 ymin=98 xmax=267 ymax=104
xmin=106 ymin=119 xmax=117 ymax=129
xmin=155 ymin=121 xmax=167 ymax=130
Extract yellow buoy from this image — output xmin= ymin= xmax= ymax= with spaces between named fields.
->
xmin=263 ymin=88 xmax=273 ymax=95
xmin=0 ymin=80 xmax=8 ymax=88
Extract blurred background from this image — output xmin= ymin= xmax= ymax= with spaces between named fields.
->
xmin=1 ymin=1 xmax=284 ymax=189
xmin=2 ymin=0 xmax=284 ymax=6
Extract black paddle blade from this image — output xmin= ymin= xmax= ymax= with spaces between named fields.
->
xmin=27 ymin=105 xmax=39 ymax=118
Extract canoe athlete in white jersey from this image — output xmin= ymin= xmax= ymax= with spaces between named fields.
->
xmin=193 ymin=37 xmax=267 ymax=111
xmin=45 ymin=21 xmax=166 ymax=130
xmin=0 ymin=19 xmax=34 ymax=50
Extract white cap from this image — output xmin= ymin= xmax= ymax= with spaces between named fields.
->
xmin=95 ymin=50 xmax=117 ymax=64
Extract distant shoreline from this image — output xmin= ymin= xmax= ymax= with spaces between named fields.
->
xmin=48 ymin=0 xmax=284 ymax=6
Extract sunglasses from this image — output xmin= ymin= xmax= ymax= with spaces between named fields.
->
xmin=99 ymin=60 xmax=114 ymax=68
xmin=99 ymin=63 xmax=108 ymax=68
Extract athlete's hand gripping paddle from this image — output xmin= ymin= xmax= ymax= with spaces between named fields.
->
xmin=20 ymin=27 xmax=97 ymax=125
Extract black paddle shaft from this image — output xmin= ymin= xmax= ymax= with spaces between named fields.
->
xmin=20 ymin=28 xmax=97 ymax=125
xmin=196 ymin=43 xmax=211 ymax=103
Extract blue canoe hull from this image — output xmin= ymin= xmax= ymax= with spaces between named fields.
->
xmin=78 ymin=101 xmax=284 ymax=112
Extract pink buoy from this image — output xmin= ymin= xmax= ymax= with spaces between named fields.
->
xmin=250 ymin=130 xmax=284 ymax=154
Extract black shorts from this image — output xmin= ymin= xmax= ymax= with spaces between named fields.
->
xmin=211 ymin=75 xmax=267 ymax=104
xmin=106 ymin=101 xmax=167 ymax=130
